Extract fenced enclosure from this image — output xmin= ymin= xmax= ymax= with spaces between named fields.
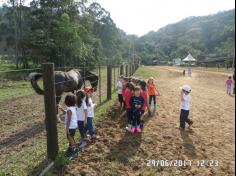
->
xmin=0 ymin=63 xmax=138 ymax=175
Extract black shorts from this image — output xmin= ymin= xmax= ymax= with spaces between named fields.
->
xmin=67 ymin=129 xmax=76 ymax=138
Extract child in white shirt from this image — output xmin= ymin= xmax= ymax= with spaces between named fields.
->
xmin=76 ymin=90 xmax=88 ymax=148
xmin=117 ymin=76 xmax=125 ymax=110
xmin=61 ymin=94 xmax=78 ymax=157
xmin=179 ymin=85 xmax=193 ymax=130
xmin=84 ymin=86 xmax=97 ymax=142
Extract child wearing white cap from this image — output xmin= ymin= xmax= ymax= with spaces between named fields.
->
xmin=179 ymin=85 xmax=193 ymax=130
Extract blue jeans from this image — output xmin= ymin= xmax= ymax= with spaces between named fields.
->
xmin=77 ymin=121 xmax=85 ymax=140
xmin=84 ymin=117 xmax=95 ymax=137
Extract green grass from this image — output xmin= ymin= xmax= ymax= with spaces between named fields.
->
xmin=0 ymin=63 xmax=16 ymax=71
xmin=133 ymin=66 xmax=159 ymax=79
xmin=0 ymin=80 xmax=43 ymax=102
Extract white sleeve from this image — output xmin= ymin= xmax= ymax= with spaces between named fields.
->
xmin=83 ymin=100 xmax=88 ymax=110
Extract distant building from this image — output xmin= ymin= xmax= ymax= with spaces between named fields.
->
xmin=172 ymin=58 xmax=182 ymax=66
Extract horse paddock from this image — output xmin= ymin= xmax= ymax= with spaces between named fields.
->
xmin=0 ymin=66 xmax=235 ymax=175
xmin=52 ymin=66 xmax=235 ymax=175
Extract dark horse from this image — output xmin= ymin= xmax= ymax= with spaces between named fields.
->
xmin=29 ymin=69 xmax=98 ymax=115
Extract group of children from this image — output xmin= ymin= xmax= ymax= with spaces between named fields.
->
xmin=117 ymin=76 xmax=159 ymax=133
xmin=59 ymin=86 xmax=96 ymax=157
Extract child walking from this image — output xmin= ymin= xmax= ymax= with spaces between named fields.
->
xmin=76 ymin=90 xmax=88 ymax=148
xmin=63 ymin=94 xmax=78 ymax=157
xmin=84 ymin=86 xmax=97 ymax=142
xmin=179 ymin=85 xmax=193 ymax=130
xmin=226 ymin=76 xmax=233 ymax=95
xmin=125 ymin=82 xmax=135 ymax=131
xmin=147 ymin=77 xmax=159 ymax=113
xmin=129 ymin=86 xmax=144 ymax=133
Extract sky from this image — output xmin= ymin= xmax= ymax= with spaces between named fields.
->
xmin=1 ymin=0 xmax=235 ymax=36
xmin=95 ymin=0 xmax=235 ymax=36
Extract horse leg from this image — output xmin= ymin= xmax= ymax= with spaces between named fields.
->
xmin=56 ymin=96 xmax=62 ymax=123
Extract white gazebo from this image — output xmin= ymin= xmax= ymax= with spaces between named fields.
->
xmin=183 ymin=53 xmax=196 ymax=65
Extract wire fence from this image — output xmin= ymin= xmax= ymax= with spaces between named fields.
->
xmin=0 ymin=63 xmax=137 ymax=175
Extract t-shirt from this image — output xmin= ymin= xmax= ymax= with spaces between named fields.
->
xmin=130 ymin=96 xmax=144 ymax=117
xmin=141 ymin=90 xmax=148 ymax=111
xmin=65 ymin=106 xmax=78 ymax=129
xmin=181 ymin=94 xmax=191 ymax=111
xmin=226 ymin=79 xmax=233 ymax=86
xmin=125 ymin=89 xmax=133 ymax=109
xmin=117 ymin=80 xmax=123 ymax=94
xmin=147 ymin=82 xmax=157 ymax=95
xmin=87 ymin=98 xmax=95 ymax=118
xmin=76 ymin=98 xmax=88 ymax=121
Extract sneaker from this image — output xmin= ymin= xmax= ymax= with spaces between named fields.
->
xmin=125 ymin=124 xmax=132 ymax=132
xmin=136 ymin=127 xmax=142 ymax=133
xmin=79 ymin=140 xmax=87 ymax=148
xmin=188 ymin=121 xmax=193 ymax=128
xmin=131 ymin=127 xmax=136 ymax=133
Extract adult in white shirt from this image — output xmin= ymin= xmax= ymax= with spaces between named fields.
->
xmin=179 ymin=85 xmax=193 ymax=129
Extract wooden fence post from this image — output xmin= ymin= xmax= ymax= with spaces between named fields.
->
xmin=120 ymin=64 xmax=124 ymax=76
xmin=125 ymin=64 xmax=129 ymax=77
xmin=99 ymin=65 xmax=102 ymax=104
xmin=42 ymin=63 xmax=58 ymax=161
xmin=129 ymin=64 xmax=132 ymax=76
xmin=107 ymin=65 xmax=112 ymax=100
xmin=113 ymin=66 xmax=116 ymax=91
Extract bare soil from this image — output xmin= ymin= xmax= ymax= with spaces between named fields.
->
xmin=59 ymin=66 xmax=235 ymax=176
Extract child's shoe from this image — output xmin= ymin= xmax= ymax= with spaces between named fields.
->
xmin=125 ymin=124 xmax=132 ymax=132
xmin=79 ymin=140 xmax=87 ymax=148
xmin=131 ymin=127 xmax=136 ymax=133
xmin=188 ymin=121 xmax=193 ymax=128
xmin=136 ymin=127 xmax=142 ymax=133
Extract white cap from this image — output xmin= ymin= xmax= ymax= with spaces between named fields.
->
xmin=180 ymin=85 xmax=191 ymax=93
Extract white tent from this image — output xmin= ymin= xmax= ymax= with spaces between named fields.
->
xmin=183 ymin=54 xmax=196 ymax=62
xmin=183 ymin=53 xmax=196 ymax=66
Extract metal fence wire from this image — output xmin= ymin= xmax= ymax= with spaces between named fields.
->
xmin=0 ymin=63 xmax=138 ymax=175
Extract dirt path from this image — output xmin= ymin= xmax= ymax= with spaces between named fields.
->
xmin=60 ymin=66 xmax=235 ymax=176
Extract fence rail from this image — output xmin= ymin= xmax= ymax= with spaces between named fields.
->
xmin=0 ymin=62 xmax=139 ymax=175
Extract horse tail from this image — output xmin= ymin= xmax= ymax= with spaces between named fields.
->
xmin=29 ymin=73 xmax=44 ymax=95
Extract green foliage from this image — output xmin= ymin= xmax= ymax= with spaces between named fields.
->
xmin=135 ymin=9 xmax=235 ymax=64
xmin=0 ymin=1 xmax=132 ymax=68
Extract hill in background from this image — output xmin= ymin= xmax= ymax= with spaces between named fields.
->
xmin=135 ymin=9 xmax=235 ymax=65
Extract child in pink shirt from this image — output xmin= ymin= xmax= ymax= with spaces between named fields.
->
xmin=124 ymin=82 xmax=134 ymax=131
xmin=226 ymin=76 xmax=233 ymax=95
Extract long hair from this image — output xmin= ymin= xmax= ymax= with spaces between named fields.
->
xmin=76 ymin=90 xmax=86 ymax=108
xmin=84 ymin=94 xmax=92 ymax=107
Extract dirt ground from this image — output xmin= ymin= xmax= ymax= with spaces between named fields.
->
xmin=60 ymin=66 xmax=235 ymax=176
